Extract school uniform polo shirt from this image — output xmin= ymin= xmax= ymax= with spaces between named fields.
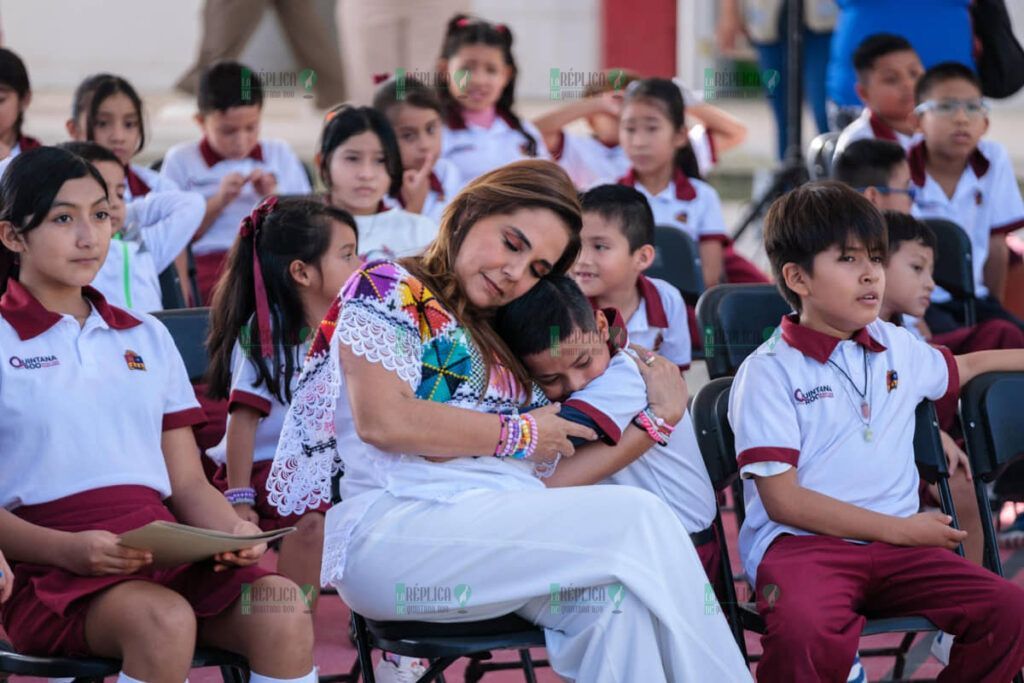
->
xmin=0 ymin=281 xmax=205 ymax=510
xmin=159 ymin=137 xmax=312 ymax=256
xmin=124 ymin=163 xmax=181 ymax=203
xmin=354 ymin=206 xmax=439 ymax=262
xmin=688 ymin=125 xmax=718 ymax=178
xmin=563 ymin=347 xmax=717 ymax=532
xmin=383 ymin=157 xmax=463 ymax=225
xmin=618 ymin=168 xmax=729 ymax=245
xmin=555 ymin=132 xmax=630 ymax=189
xmin=206 ymin=336 xmax=309 ymax=465
xmin=626 ymin=275 xmax=692 ymax=369
xmin=909 ymin=139 xmax=1024 ymax=301
xmin=834 ymin=108 xmax=921 ymax=156
xmin=728 ymin=315 xmax=957 ymax=583
xmin=441 ymin=113 xmax=550 ymax=185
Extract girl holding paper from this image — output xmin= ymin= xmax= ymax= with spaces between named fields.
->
xmin=0 ymin=147 xmax=315 ymax=683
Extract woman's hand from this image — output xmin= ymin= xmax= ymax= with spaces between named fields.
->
xmin=213 ymin=520 xmax=267 ymax=572
xmin=631 ymin=344 xmax=688 ymax=425
xmin=0 ymin=550 xmax=12 ymax=603
xmin=60 ymin=530 xmax=154 ymax=576
xmin=529 ymin=403 xmax=598 ymax=461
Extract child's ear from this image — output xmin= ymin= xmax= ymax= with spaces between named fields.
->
xmin=19 ymin=91 xmax=32 ymax=112
xmin=0 ymin=221 xmax=24 ymax=253
xmin=65 ymin=117 xmax=80 ymax=140
xmin=672 ymin=126 xmax=689 ymax=150
xmin=854 ymin=81 xmax=868 ymax=106
xmin=193 ymin=112 xmax=207 ymax=130
xmin=288 ymin=259 xmax=312 ymax=288
xmin=781 ymin=262 xmax=811 ymax=299
xmin=862 ymin=187 xmax=883 ymax=210
xmin=634 ymin=244 xmax=656 ymax=270
xmin=594 ymin=308 xmax=610 ymax=341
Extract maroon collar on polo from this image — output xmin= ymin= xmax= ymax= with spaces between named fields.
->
xmin=779 ymin=313 xmax=886 ymax=364
xmin=618 ymin=167 xmax=697 ymax=201
xmin=0 ymin=280 xmax=141 ymax=340
xmin=199 ymin=137 xmax=264 ymax=167
xmin=907 ymin=140 xmax=990 ymax=187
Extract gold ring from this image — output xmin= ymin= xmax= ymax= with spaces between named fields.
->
xmin=644 ymin=355 xmax=656 ymax=367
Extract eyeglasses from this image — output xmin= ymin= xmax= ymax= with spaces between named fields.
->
xmin=855 ymin=186 xmax=918 ymax=201
xmin=914 ymin=98 xmax=989 ymax=119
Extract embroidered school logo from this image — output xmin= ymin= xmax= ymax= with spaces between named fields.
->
xmin=8 ymin=355 xmax=59 ymax=370
xmin=887 ymin=369 xmax=899 ymax=392
xmin=975 ymin=189 xmax=983 ymax=206
xmin=124 ymin=350 xmax=146 ymax=371
xmin=674 ymin=211 xmax=689 ymax=224
xmin=793 ymin=385 xmax=834 ymax=405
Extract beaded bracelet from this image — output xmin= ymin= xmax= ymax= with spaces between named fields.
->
xmin=633 ymin=408 xmax=672 ymax=446
xmin=512 ymin=413 xmax=538 ymax=460
xmin=644 ymin=407 xmax=675 ymax=440
xmin=225 ymin=487 xmax=257 ymax=506
xmin=494 ymin=413 xmax=538 ymax=460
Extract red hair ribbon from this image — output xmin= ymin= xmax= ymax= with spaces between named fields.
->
xmin=495 ymin=23 xmax=508 ymax=34
xmin=456 ymin=17 xmax=471 ymax=27
xmin=372 ymin=72 xmax=392 ymax=85
xmin=239 ymin=195 xmax=279 ymax=358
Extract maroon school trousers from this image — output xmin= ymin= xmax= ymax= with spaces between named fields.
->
xmin=754 ymin=534 xmax=1024 ymax=682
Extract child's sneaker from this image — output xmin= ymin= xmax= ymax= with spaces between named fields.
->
xmin=847 ymin=653 xmax=868 ymax=682
xmin=374 ymin=655 xmax=427 ymax=683
xmin=931 ymin=630 xmax=954 ymax=665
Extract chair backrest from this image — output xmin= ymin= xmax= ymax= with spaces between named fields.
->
xmin=960 ymin=372 xmax=1024 ymax=481
xmin=159 ymin=263 xmax=188 ymax=310
xmin=690 ymin=377 xmax=738 ymax=492
xmin=913 ymin=400 xmax=950 ymax=484
xmin=152 ymin=307 xmax=211 ymax=383
xmin=647 ymin=225 xmax=704 ymax=304
xmin=806 ymin=131 xmax=842 ymax=180
xmin=696 ymin=284 xmax=793 ymax=379
xmin=921 ymin=218 xmax=976 ymax=325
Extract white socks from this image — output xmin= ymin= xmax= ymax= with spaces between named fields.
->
xmin=116 ymin=674 xmax=146 ymax=683
xmin=249 ymin=670 xmax=318 ymax=683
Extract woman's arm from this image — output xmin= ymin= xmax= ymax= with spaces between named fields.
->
xmin=339 ymin=343 xmax=596 ymax=460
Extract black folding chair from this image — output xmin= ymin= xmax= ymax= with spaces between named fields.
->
xmin=691 ymin=377 xmax=961 ymax=681
xmin=922 ymin=218 xmax=976 ymax=328
xmin=350 ymin=612 xmax=547 ymax=683
xmin=807 ymin=131 xmax=842 ymax=180
xmin=0 ymin=642 xmax=248 ymax=681
xmin=159 ymin=262 xmax=189 ymax=310
xmin=153 ymin=307 xmax=211 ymax=382
xmin=695 ymin=284 xmax=794 ymax=380
xmin=960 ymin=371 xmax=1024 ymax=575
xmin=647 ymin=225 xmax=704 ymax=306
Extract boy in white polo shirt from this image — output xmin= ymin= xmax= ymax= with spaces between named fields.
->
xmin=573 ymin=184 xmax=693 ymax=369
xmin=160 ymin=61 xmax=312 ymax=305
xmin=729 ymin=181 xmax=1024 ymax=682
xmin=494 ymin=275 xmax=721 ymax=587
xmin=834 ymin=34 xmax=925 ymax=156
xmin=909 ymin=61 xmax=1024 ymax=333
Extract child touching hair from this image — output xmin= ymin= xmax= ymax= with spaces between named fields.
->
xmin=373 ymin=75 xmax=463 ymax=224
xmin=160 ymin=61 xmax=312 ymax=305
xmin=618 ymin=78 xmax=766 ymax=288
xmin=66 ymin=73 xmax=176 ymax=202
xmin=436 ymin=14 xmax=549 ymax=183
xmin=205 ymin=197 xmax=359 ymax=606
xmin=0 ymin=49 xmax=38 ymax=161
xmin=59 ymin=141 xmax=203 ymax=312
xmin=319 ymin=104 xmax=437 ymax=261
xmin=0 ymin=147 xmax=315 ymax=682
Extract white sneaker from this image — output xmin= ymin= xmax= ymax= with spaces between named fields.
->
xmin=847 ymin=653 xmax=868 ymax=682
xmin=373 ymin=655 xmax=427 ymax=683
xmin=931 ymin=630 xmax=954 ymax=665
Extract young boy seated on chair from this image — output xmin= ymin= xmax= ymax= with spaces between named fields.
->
xmin=572 ymin=184 xmax=694 ymax=370
xmin=730 ymin=180 xmax=1024 ymax=682
xmin=494 ymin=275 xmax=722 ymax=588
xmin=834 ymin=138 xmax=1024 ymax=354
xmin=910 ymin=62 xmax=1024 ymax=333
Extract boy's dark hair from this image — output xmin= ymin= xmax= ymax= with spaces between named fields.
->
xmin=853 ymin=33 xmax=916 ymax=78
xmin=56 ymin=140 xmax=121 ymax=166
xmin=832 ymin=139 xmax=907 ymax=189
xmin=199 ymin=61 xmax=263 ymax=113
xmin=883 ymin=210 xmax=936 ymax=252
xmin=764 ymin=181 xmax=888 ymax=311
xmin=494 ymin=274 xmax=597 ymax=359
xmin=71 ymin=74 xmax=147 ymax=156
xmin=915 ymin=61 xmax=981 ymax=103
xmin=373 ymin=75 xmax=443 ymax=117
xmin=580 ymin=184 xmax=655 ymax=251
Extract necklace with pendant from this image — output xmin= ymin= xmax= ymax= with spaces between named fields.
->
xmin=828 ymin=346 xmax=873 ymax=442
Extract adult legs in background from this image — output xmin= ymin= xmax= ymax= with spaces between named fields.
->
xmin=270 ymin=0 xmax=347 ymax=108
xmin=175 ymin=0 xmax=270 ymax=95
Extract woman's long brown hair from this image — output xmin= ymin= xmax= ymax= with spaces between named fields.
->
xmin=399 ymin=159 xmax=582 ymax=399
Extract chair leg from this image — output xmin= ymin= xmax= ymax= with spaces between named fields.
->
xmin=351 ymin=613 xmax=376 ymax=683
xmin=889 ymin=631 xmax=917 ymax=681
xmin=413 ymin=658 xmax=455 ymax=683
xmin=518 ymin=649 xmax=538 ymax=683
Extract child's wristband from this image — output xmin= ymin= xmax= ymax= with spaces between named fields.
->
xmin=633 ymin=408 xmax=671 ymax=446
xmin=225 ymin=487 xmax=257 ymax=506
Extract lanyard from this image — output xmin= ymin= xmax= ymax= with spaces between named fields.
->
xmin=113 ymin=234 xmax=133 ymax=309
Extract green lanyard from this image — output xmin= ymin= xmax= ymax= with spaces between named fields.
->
xmin=113 ymin=233 xmax=133 ymax=309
